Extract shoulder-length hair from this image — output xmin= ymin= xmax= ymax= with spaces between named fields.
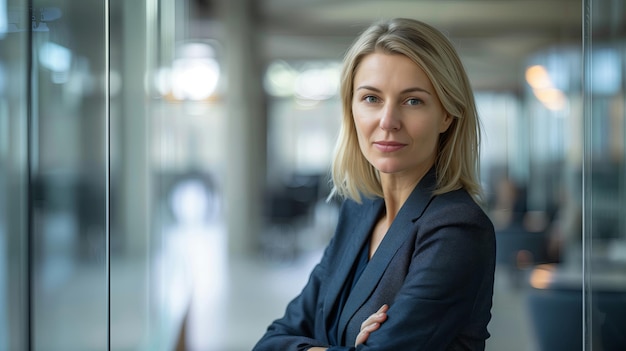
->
xmin=330 ymin=18 xmax=483 ymax=203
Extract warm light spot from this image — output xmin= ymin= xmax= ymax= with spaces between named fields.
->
xmin=525 ymin=65 xmax=568 ymax=111
xmin=525 ymin=65 xmax=552 ymax=90
xmin=533 ymin=88 xmax=567 ymax=111
xmin=529 ymin=264 xmax=555 ymax=289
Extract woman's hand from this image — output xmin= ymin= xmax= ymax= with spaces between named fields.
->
xmin=355 ymin=304 xmax=389 ymax=346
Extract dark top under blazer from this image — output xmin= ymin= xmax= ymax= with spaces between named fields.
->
xmin=252 ymin=170 xmax=496 ymax=351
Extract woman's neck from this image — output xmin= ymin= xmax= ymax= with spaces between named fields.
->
xmin=379 ymin=170 xmax=427 ymax=222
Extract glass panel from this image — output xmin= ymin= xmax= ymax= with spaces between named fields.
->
xmin=109 ymin=0 xmax=199 ymax=349
xmin=29 ymin=1 xmax=108 ymax=349
xmin=585 ymin=0 xmax=626 ymax=350
xmin=514 ymin=46 xmax=585 ymax=351
xmin=0 ymin=0 xmax=29 ymax=349
xmin=108 ymin=1 xmax=151 ymax=348
xmin=470 ymin=6 xmax=584 ymax=351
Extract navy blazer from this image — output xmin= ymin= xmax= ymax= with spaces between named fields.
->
xmin=253 ymin=170 xmax=496 ymax=351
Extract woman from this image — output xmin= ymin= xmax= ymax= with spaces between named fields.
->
xmin=253 ymin=18 xmax=495 ymax=351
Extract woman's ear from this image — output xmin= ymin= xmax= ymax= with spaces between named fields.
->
xmin=439 ymin=114 xmax=453 ymax=133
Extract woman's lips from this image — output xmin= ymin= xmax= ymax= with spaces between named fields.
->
xmin=373 ymin=141 xmax=406 ymax=152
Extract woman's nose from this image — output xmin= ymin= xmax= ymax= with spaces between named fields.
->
xmin=379 ymin=104 xmax=401 ymax=131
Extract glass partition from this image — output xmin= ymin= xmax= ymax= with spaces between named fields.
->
xmin=109 ymin=0 xmax=198 ymax=349
xmin=29 ymin=1 xmax=108 ymax=349
xmin=0 ymin=0 xmax=29 ymax=349
xmin=506 ymin=1 xmax=626 ymax=350
xmin=1 ymin=1 xmax=196 ymax=350
xmin=584 ymin=0 xmax=626 ymax=349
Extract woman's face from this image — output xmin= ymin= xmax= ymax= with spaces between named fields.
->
xmin=351 ymin=52 xmax=452 ymax=181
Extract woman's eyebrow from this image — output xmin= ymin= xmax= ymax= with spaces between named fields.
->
xmin=355 ymin=85 xmax=432 ymax=95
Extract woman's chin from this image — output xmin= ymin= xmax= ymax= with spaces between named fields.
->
xmin=373 ymin=162 xmax=403 ymax=174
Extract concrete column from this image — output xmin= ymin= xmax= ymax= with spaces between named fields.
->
xmin=219 ymin=0 xmax=267 ymax=255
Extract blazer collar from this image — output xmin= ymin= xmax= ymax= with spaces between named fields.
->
xmin=336 ymin=167 xmax=437 ymax=343
xmin=322 ymin=195 xmax=381 ymax=336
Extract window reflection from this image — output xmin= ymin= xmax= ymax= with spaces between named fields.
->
xmin=0 ymin=0 xmax=29 ymax=349
xmin=29 ymin=0 xmax=109 ymax=349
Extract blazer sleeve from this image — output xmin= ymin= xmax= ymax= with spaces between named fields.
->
xmin=353 ymin=196 xmax=495 ymax=351
xmin=252 ymin=250 xmax=331 ymax=351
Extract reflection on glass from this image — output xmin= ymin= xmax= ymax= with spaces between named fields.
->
xmin=29 ymin=1 xmax=108 ymax=349
xmin=0 ymin=0 xmax=28 ymax=349
xmin=586 ymin=1 xmax=626 ymax=349
xmin=109 ymin=0 xmax=210 ymax=349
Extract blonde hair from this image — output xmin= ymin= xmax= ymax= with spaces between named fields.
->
xmin=330 ymin=18 xmax=483 ymax=203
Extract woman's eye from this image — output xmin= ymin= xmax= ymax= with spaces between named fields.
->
xmin=406 ymin=98 xmax=423 ymax=106
xmin=364 ymin=95 xmax=379 ymax=103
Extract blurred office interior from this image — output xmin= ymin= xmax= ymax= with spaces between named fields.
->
xmin=1 ymin=0 xmax=625 ymax=350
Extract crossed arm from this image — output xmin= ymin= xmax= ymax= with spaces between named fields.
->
xmin=309 ymin=304 xmax=389 ymax=351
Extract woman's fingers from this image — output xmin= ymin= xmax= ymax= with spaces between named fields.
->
xmin=355 ymin=322 xmax=381 ymax=345
xmin=360 ymin=304 xmax=388 ymax=329
xmin=355 ymin=304 xmax=389 ymax=346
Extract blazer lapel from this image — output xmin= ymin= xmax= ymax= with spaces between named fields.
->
xmin=337 ymin=169 xmax=437 ymax=343
xmin=323 ymin=196 xmax=384 ymax=330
